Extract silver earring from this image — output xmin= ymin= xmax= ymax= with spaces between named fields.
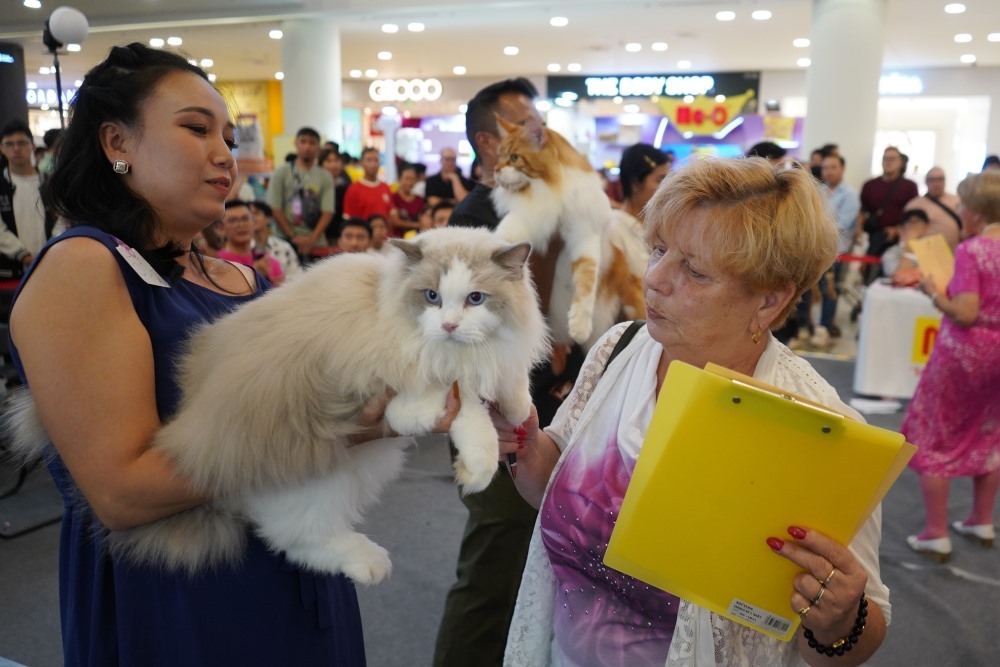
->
xmin=113 ymin=159 xmax=130 ymax=174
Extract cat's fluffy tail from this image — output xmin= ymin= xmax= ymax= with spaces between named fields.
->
xmin=0 ymin=387 xmax=52 ymax=465
xmin=107 ymin=503 xmax=248 ymax=575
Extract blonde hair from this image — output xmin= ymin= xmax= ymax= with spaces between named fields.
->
xmin=957 ymin=170 xmax=1000 ymax=222
xmin=643 ymin=157 xmax=838 ymax=323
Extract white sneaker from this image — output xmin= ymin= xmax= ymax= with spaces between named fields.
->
xmin=810 ymin=325 xmax=830 ymax=348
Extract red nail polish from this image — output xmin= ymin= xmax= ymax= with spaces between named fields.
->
xmin=766 ymin=537 xmax=784 ymax=551
xmin=514 ymin=426 xmax=527 ymax=438
xmin=788 ymin=526 xmax=807 ymax=540
xmin=517 ymin=441 xmax=526 ymax=450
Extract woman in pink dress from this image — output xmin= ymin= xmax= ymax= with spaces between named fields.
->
xmin=903 ymin=170 xmax=1000 ymax=562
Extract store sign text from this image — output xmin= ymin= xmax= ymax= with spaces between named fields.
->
xmin=369 ymin=78 xmax=443 ymax=102
xmin=584 ymin=75 xmax=715 ymax=98
xmin=25 ymin=88 xmax=77 ymax=106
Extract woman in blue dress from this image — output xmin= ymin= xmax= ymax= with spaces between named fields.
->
xmin=8 ymin=43 xmax=395 ymax=666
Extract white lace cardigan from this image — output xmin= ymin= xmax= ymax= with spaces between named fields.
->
xmin=503 ymin=323 xmax=891 ymax=667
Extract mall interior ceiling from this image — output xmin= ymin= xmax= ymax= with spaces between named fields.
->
xmin=2 ymin=0 xmax=999 ymax=96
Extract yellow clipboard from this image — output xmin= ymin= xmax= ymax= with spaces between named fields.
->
xmin=908 ymin=233 xmax=954 ymax=295
xmin=604 ymin=361 xmax=915 ymax=641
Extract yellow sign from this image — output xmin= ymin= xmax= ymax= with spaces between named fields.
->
xmin=911 ymin=316 xmax=941 ymax=365
xmin=656 ymin=89 xmax=756 ymax=136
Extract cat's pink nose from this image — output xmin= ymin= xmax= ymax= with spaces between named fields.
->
xmin=442 ymin=322 xmax=458 ymax=333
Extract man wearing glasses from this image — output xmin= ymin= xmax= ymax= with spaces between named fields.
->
xmin=1 ymin=120 xmax=53 ymax=275
xmin=903 ymin=166 xmax=962 ymax=250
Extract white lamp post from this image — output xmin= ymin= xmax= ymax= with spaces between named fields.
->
xmin=42 ymin=6 xmax=89 ymax=128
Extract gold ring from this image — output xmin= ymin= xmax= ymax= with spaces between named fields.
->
xmin=797 ymin=605 xmax=811 ymax=618
xmin=811 ymin=586 xmax=827 ymax=606
xmin=821 ymin=568 xmax=837 ymax=586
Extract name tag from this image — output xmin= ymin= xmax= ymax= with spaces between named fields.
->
xmin=116 ymin=242 xmax=171 ymax=288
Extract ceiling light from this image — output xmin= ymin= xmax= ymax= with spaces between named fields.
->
xmin=350 ymin=69 xmax=362 ymax=78
xmin=567 ymin=63 xmax=582 ymax=72
xmin=613 ymin=96 xmax=623 ymax=104
xmin=960 ymin=53 xmax=976 ymax=63
xmin=378 ymin=51 xmax=392 ymax=60
xmin=944 ymin=3 xmax=966 ymax=14
xmin=453 ymin=66 xmax=466 ymax=75
xmin=149 ymin=38 xmax=164 ymax=48
xmin=67 ymin=44 xmax=81 ymax=52
xmin=560 ymin=91 xmax=578 ymax=101
xmin=23 ymin=0 xmax=41 ymax=8
xmin=200 ymin=59 xmax=214 ymax=68
xmin=167 ymin=37 xmax=183 ymax=46
xmin=752 ymin=10 xmax=772 ymax=20
xmin=797 ymin=57 xmax=811 ymax=67
xmin=365 ymin=68 xmax=378 ymax=77
xmin=269 ymin=29 xmax=283 ymax=40
xmin=716 ymin=11 xmax=736 ymax=21
xmin=504 ymin=46 xmax=519 ymax=56
xmin=382 ymin=24 xmax=399 ymax=33
xmin=677 ymin=60 xmax=692 ymax=69
xmin=555 ymin=97 xmax=573 ymax=107
xmin=989 ymin=33 xmax=1000 ymax=42
xmin=207 ymin=73 xmax=217 ymax=82
xmin=652 ymin=42 xmax=668 ymax=51
xmin=793 ymin=37 xmax=810 ymax=48
xmin=625 ymin=42 xmax=641 ymax=52
xmin=550 ymin=17 xmax=569 ymax=28
xmin=954 ymin=33 xmax=972 ymax=42
xmin=408 ymin=23 xmax=425 ymax=32
xmin=547 ymin=63 xmax=562 ymax=72
xmin=459 ymin=103 xmax=468 ymax=113
xmin=39 ymin=66 xmax=50 ymax=74
xmin=623 ymin=104 xmax=640 ymax=113
xmin=275 ymin=72 xmax=284 ymax=80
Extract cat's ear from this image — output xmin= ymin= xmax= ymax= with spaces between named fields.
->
xmin=494 ymin=113 xmax=517 ymax=139
xmin=492 ymin=241 xmax=532 ymax=278
xmin=387 ymin=238 xmax=424 ymax=264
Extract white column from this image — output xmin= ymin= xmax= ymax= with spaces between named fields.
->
xmin=803 ymin=0 xmax=886 ymax=187
xmin=280 ymin=18 xmax=343 ymax=143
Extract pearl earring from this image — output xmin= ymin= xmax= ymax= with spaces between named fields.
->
xmin=113 ymin=159 xmax=130 ymax=174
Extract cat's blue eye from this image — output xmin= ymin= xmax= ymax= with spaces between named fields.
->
xmin=466 ymin=292 xmax=485 ymax=306
xmin=424 ymin=289 xmax=441 ymax=304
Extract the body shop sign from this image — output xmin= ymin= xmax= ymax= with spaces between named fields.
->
xmin=548 ymin=72 xmax=760 ymax=137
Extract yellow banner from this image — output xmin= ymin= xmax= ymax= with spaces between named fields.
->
xmin=656 ymin=89 xmax=755 ymax=136
xmin=910 ymin=316 xmax=941 ymax=365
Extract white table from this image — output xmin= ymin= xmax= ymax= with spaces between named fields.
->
xmin=853 ymin=281 xmax=942 ymax=399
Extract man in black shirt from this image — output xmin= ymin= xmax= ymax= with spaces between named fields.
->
xmin=424 ymin=147 xmax=474 ymax=207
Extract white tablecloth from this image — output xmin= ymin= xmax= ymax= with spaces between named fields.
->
xmin=853 ymin=281 xmax=941 ymax=399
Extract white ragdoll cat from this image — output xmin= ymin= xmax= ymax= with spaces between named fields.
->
xmin=491 ymin=115 xmax=644 ymax=349
xmin=4 ymin=226 xmax=549 ymax=584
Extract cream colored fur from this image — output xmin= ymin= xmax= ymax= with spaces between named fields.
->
xmin=2 ymin=226 xmax=549 ymax=584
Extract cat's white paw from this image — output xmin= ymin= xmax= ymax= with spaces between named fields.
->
xmin=453 ymin=453 xmax=498 ymax=494
xmin=451 ymin=426 xmax=500 ymax=494
xmin=385 ymin=391 xmax=445 ymax=435
xmin=567 ymin=304 xmax=594 ymax=344
xmin=499 ymin=388 xmax=532 ymax=427
xmin=287 ymin=532 xmax=393 ymax=585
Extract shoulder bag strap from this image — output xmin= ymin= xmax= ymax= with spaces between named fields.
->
xmin=603 ymin=320 xmax=646 ymax=374
xmin=925 ymin=194 xmax=963 ymax=229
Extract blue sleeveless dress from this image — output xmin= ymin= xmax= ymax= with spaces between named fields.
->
xmin=10 ymin=227 xmax=366 ymax=667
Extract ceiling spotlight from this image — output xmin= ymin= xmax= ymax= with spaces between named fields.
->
xmin=960 ymin=53 xmax=976 ymax=63
xmin=652 ymin=42 xmax=668 ymax=51
xmin=350 ymin=69 xmax=362 ymax=78
xmin=275 ymin=72 xmax=284 ymax=80
xmin=149 ymin=38 xmax=165 ymax=47
xmin=167 ymin=36 xmax=182 ymax=46
xmin=67 ymin=43 xmax=81 ymax=52
xmin=716 ymin=11 xmax=736 ymax=21
xmin=407 ymin=23 xmax=425 ymax=32
xmin=23 ymin=0 xmax=42 ymax=8
xmin=200 ymin=59 xmax=214 ymax=68
xmin=378 ymin=51 xmax=392 ymax=60
xmin=988 ymin=33 xmax=1000 ymax=42
xmin=613 ymin=96 xmax=623 ymax=104
xmin=797 ymin=57 xmax=812 ymax=67
xmin=269 ymin=29 xmax=283 ymax=40
xmin=677 ymin=60 xmax=692 ymax=69
xmin=39 ymin=66 xmax=50 ymax=74
xmin=793 ymin=37 xmax=810 ymax=48
xmin=365 ymin=68 xmax=378 ymax=77
xmin=623 ymin=104 xmax=640 ymax=113
xmin=382 ymin=24 xmax=399 ymax=33
xmin=453 ymin=66 xmax=467 ymax=75
xmin=944 ymin=3 xmax=966 ymax=14
xmin=752 ymin=10 xmax=772 ymax=20
xmin=954 ymin=33 xmax=972 ymax=42
xmin=625 ymin=42 xmax=642 ymax=52
xmin=207 ymin=73 xmax=217 ymax=82
xmin=547 ymin=63 xmax=562 ymax=72
xmin=567 ymin=63 xmax=582 ymax=72
xmin=504 ymin=46 xmax=519 ymax=56
xmin=550 ymin=17 xmax=569 ymax=27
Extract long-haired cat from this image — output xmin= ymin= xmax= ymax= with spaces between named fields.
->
xmin=3 ymin=226 xmax=549 ymax=584
xmin=491 ymin=115 xmax=645 ymax=349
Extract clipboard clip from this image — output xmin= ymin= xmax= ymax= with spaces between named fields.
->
xmin=729 ymin=378 xmax=846 ymax=423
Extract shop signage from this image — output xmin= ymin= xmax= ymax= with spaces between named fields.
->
xmin=25 ymin=87 xmax=77 ymax=107
xmin=879 ymin=72 xmax=923 ymax=96
xmin=656 ymin=89 xmax=756 ymax=137
xmin=548 ymin=71 xmax=759 ymax=101
xmin=369 ymin=78 xmax=443 ymax=102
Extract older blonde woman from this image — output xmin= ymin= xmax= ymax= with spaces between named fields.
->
xmin=493 ymin=158 xmax=889 ymax=667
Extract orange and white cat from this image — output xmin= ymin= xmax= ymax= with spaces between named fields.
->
xmin=492 ymin=116 xmax=645 ymax=349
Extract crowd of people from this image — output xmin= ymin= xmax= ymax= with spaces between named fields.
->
xmin=2 ymin=38 xmax=999 ymax=667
